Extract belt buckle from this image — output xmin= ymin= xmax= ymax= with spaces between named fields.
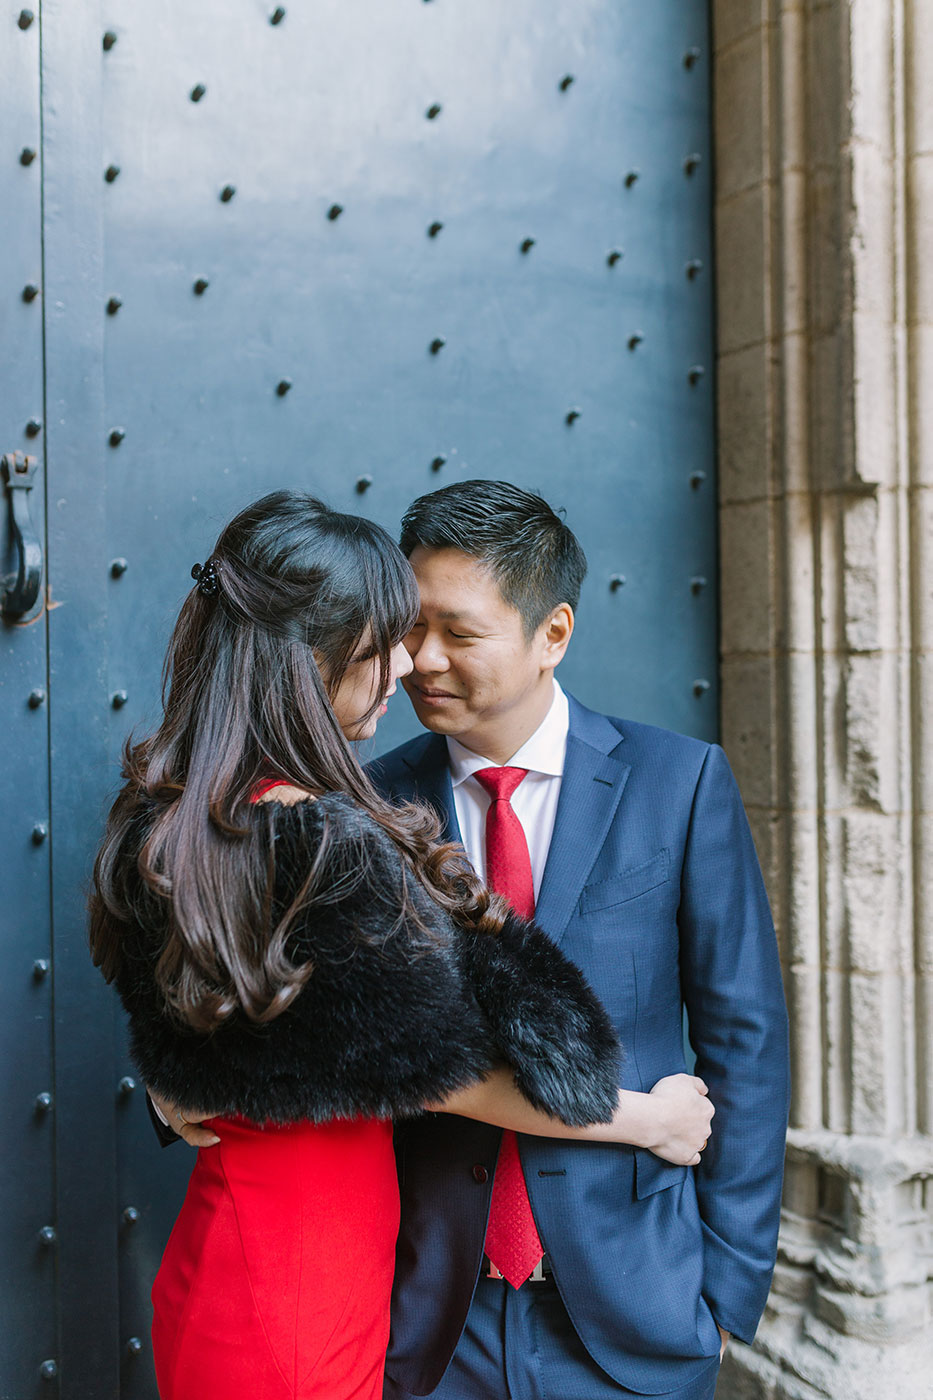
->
xmin=485 ymin=1256 xmax=548 ymax=1283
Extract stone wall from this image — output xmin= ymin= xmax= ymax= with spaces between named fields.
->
xmin=712 ymin=1 xmax=933 ymax=1395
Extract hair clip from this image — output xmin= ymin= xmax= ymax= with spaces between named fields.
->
xmin=191 ymin=559 xmax=220 ymax=597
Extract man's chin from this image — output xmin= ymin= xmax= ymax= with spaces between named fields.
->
xmin=404 ymin=689 xmax=464 ymax=734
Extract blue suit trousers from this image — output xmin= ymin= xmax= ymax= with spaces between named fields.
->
xmin=383 ymin=1275 xmax=722 ymax=1400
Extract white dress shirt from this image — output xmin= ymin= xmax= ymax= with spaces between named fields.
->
xmin=446 ymin=681 xmax=569 ymax=900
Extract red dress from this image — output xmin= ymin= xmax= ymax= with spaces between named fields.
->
xmin=150 ymin=781 xmax=400 ymax=1399
xmin=125 ymin=782 xmax=620 ymax=1400
xmin=152 ymin=1114 xmax=399 ymax=1399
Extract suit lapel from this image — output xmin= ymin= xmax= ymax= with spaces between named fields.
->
xmin=400 ymin=733 xmax=462 ymax=844
xmin=390 ymin=697 xmax=628 ymax=933
xmin=534 ymin=698 xmax=631 ymax=944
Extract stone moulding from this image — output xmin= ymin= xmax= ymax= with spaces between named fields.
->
xmin=713 ymin=0 xmax=933 ymax=1394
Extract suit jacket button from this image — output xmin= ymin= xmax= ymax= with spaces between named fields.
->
xmin=472 ymin=1164 xmax=489 ymax=1184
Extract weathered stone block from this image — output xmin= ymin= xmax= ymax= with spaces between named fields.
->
xmin=843 ymin=653 xmax=900 ymax=813
xmin=720 ymin=498 xmax=776 ymax=654
xmin=782 ymin=1158 xmax=821 ymax=1220
xmin=745 ymin=804 xmax=781 ymax=899
xmin=781 ymin=498 xmax=818 ymax=653
xmin=769 ymin=1269 xmax=815 ymax=1328
xmin=815 ymin=649 xmax=847 ymax=813
xmin=907 ymin=1 xmax=933 ymax=154
xmin=841 ymin=813 xmax=902 ymax=972
xmin=807 ymin=4 xmax=845 ymax=172
xmin=718 ymin=342 xmax=775 ymax=504
xmin=847 ymin=972 xmax=893 ymax=1133
xmin=716 ymin=183 xmax=771 ymax=354
xmin=815 ymin=1276 xmax=929 ymax=1340
xmin=784 ymin=810 xmax=821 ymax=966
xmin=777 ymin=652 xmax=820 ymax=810
xmin=785 ymin=964 xmax=824 ymax=1130
xmin=907 ymin=153 xmax=933 ymax=324
xmin=913 ymin=848 xmax=933 ymax=972
xmin=850 ymin=154 xmax=897 ymax=322
xmin=850 ymin=316 xmax=899 ymax=488
xmin=840 ymin=494 xmax=881 ymax=653
xmin=910 ymin=486 xmax=933 ymax=646
xmin=910 ymin=666 xmax=933 ymax=817
xmin=780 ymin=330 xmax=811 ymax=493
xmin=713 ymin=0 xmax=766 ymax=56
xmin=715 ymin=30 xmax=767 ymax=202
xmin=908 ymin=327 xmax=933 ymax=484
xmin=915 ymin=970 xmax=933 ymax=1133
xmin=820 ymin=966 xmax=855 ymax=1132
xmin=720 ymin=654 xmax=777 ymax=807
xmin=849 ymin=3 xmax=896 ymax=157
xmin=807 ymin=167 xmax=847 ymax=342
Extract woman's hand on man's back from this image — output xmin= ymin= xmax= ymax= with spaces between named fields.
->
xmin=147 ymin=1086 xmax=219 ymax=1148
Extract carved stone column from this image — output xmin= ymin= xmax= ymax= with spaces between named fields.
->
xmin=712 ymin=2 xmax=933 ymax=1395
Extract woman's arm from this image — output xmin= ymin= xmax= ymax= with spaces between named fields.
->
xmin=149 ymin=1071 xmax=714 ymax=1163
xmin=429 ymin=1069 xmax=714 ymax=1166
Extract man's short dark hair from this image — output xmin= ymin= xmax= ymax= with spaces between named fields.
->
xmin=399 ymin=480 xmax=588 ymax=638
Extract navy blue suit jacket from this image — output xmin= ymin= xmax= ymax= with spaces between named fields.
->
xmin=368 ymin=695 xmax=790 ymax=1397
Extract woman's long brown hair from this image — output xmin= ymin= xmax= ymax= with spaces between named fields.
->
xmin=89 ymin=491 xmax=507 ymax=1032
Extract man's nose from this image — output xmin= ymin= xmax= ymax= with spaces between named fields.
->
xmin=410 ymin=632 xmax=449 ymax=676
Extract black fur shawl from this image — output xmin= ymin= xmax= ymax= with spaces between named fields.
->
xmin=115 ymin=791 xmax=620 ymax=1128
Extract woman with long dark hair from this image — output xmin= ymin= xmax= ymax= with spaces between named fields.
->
xmin=89 ymin=491 xmax=713 ymax=1400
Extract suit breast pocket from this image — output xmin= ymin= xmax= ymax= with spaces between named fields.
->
xmin=634 ymin=1148 xmax=688 ymax=1199
xmin=579 ymin=848 xmax=670 ymax=914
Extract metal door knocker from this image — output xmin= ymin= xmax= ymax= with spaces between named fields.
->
xmin=2 ymin=451 xmax=42 ymax=619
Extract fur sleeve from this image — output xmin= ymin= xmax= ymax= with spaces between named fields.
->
xmin=116 ymin=794 xmax=619 ymax=1129
xmin=457 ymin=913 xmax=622 ymax=1126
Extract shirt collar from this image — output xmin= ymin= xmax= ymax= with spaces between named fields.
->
xmin=446 ymin=681 xmax=570 ymax=787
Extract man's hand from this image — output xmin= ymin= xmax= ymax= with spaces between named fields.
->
xmin=147 ymin=1087 xmax=220 ymax=1148
xmin=644 ymin=1074 xmax=715 ymax=1165
xmin=718 ymin=1325 xmax=730 ymax=1360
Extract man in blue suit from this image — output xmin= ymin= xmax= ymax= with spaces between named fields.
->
xmin=373 ymin=480 xmax=790 ymax=1400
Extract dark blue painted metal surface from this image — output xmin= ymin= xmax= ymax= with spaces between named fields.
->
xmin=1 ymin=3 xmax=715 ymax=1395
xmin=40 ymin=4 xmax=126 ymax=1394
xmin=97 ymin=0 xmax=716 ymax=760
xmin=0 ymin=7 xmax=56 ymax=1397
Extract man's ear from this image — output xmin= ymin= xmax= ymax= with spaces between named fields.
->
xmin=540 ymin=604 xmax=574 ymax=671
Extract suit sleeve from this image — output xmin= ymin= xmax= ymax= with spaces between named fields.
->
xmin=677 ymin=743 xmax=790 ymax=1344
xmin=145 ymin=1088 xmax=180 ymax=1148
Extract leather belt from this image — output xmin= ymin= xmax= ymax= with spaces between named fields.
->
xmin=484 ymin=1254 xmax=553 ymax=1283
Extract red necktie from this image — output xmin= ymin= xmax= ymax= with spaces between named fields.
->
xmin=473 ymin=766 xmax=544 ymax=1288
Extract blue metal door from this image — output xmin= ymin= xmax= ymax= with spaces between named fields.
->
xmin=1 ymin=4 xmax=715 ymax=1395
